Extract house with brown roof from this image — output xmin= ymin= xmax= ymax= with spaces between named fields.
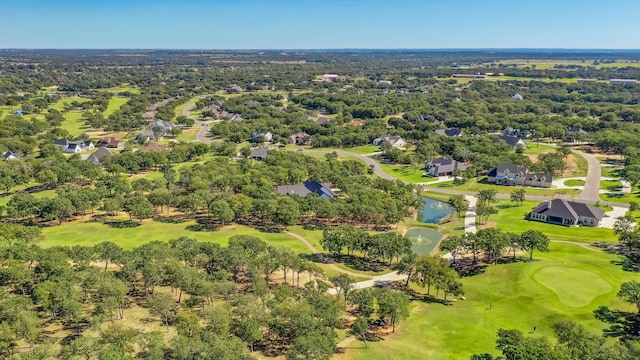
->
xmin=139 ymin=144 xmax=168 ymax=153
xmin=288 ymin=132 xmax=309 ymax=145
xmin=97 ymin=137 xmax=125 ymax=150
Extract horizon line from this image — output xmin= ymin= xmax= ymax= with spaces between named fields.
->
xmin=1 ymin=48 xmax=640 ymax=52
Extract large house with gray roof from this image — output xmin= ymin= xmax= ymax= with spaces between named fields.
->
xmin=530 ymin=199 xmax=604 ymax=227
xmin=276 ymin=180 xmax=335 ymax=199
xmin=487 ymin=163 xmax=552 ymax=188
xmin=425 ymin=158 xmax=467 ymax=177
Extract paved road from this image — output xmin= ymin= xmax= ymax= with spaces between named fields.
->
xmin=464 ymin=196 xmax=477 ymax=233
xmin=572 ymin=148 xmax=601 ymax=203
xmin=305 ymin=148 xmax=628 ymax=208
xmin=182 ymin=102 xmax=212 ymax=144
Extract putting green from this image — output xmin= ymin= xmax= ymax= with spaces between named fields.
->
xmin=533 ymin=267 xmax=612 ymax=307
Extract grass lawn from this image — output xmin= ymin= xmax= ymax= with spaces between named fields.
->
xmin=104 ymin=96 xmax=130 ymax=117
xmin=433 ymin=177 xmax=580 ymax=197
xmin=379 ymin=164 xmax=437 ymax=183
xmin=563 ymin=179 xmax=585 ymax=187
xmin=601 ymin=167 xmax=623 ymax=178
xmin=522 ymin=143 xmax=555 ymax=155
xmin=174 ymin=127 xmax=199 ymax=142
xmin=344 ymin=145 xmax=380 ymax=155
xmin=342 ymin=242 xmax=636 ymax=360
xmin=41 ymin=220 xmax=312 ymax=252
xmin=600 ymin=191 xmax=640 ymax=205
xmin=104 ymin=84 xmax=141 ymax=94
xmin=174 ymin=97 xmax=199 ymax=119
xmin=600 ymin=180 xmax=622 ymax=192
xmin=492 ymin=199 xmax=616 ymax=242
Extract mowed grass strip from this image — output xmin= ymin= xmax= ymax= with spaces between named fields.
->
xmin=342 ymin=242 xmax=636 ymax=360
xmin=379 ymin=164 xmax=437 ymax=183
xmin=41 ymin=220 xmax=311 ymax=253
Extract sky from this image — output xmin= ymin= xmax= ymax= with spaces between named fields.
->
xmin=0 ymin=0 xmax=639 ymax=49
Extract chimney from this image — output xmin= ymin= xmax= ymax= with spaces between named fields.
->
xmin=547 ymin=200 xmax=552 ymax=208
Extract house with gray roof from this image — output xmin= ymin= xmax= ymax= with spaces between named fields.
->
xmin=426 ymin=158 xmax=467 ymax=177
xmin=150 ymin=120 xmax=175 ymax=135
xmin=2 ymin=150 xmax=23 ymax=161
xmin=498 ymin=135 xmax=527 ymax=150
xmin=435 ymin=128 xmax=463 ymax=137
xmin=564 ymin=127 xmax=589 ymax=143
xmin=276 ymin=180 xmax=335 ymax=199
xmin=373 ymin=135 xmax=406 ymax=148
xmin=86 ymin=148 xmax=114 ymax=167
xmin=54 ymin=139 xmax=95 ymax=154
xmin=487 ymin=163 xmax=552 ymax=188
xmin=250 ymin=131 xmax=273 ymax=143
xmin=530 ymin=199 xmax=604 ymax=227
xmin=249 ymin=147 xmax=270 ymax=162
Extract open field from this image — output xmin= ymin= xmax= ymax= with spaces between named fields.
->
xmin=379 ymin=164 xmax=437 ymax=183
xmin=600 ymin=180 xmax=622 ymax=192
xmin=342 ymin=242 xmax=635 ymax=360
xmin=491 ymin=199 xmax=616 ymax=242
xmin=104 ymin=84 xmax=141 ymax=94
xmin=344 ymin=145 xmax=380 ymax=155
xmin=174 ymin=97 xmax=200 ymax=119
xmin=432 ymin=177 xmax=581 ymax=197
xmin=40 ymin=220 xmax=311 ymax=251
xmin=522 ymin=143 xmax=555 ymax=155
xmin=104 ymin=96 xmax=130 ymax=116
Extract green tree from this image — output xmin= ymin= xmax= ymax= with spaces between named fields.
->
xmin=146 ymin=293 xmax=175 ymax=329
xmin=350 ymin=316 xmax=369 ymax=349
xmin=519 ymin=230 xmax=550 ymax=260
xmin=377 ymin=289 xmax=410 ymax=333
xmin=448 ymin=195 xmax=468 ymax=219
xmin=510 ymin=188 xmax=526 ymax=206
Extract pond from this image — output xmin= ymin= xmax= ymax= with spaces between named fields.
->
xmin=418 ymin=197 xmax=454 ymax=223
xmin=405 ymin=228 xmax=444 ymax=256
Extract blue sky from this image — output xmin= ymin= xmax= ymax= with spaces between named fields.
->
xmin=1 ymin=0 xmax=639 ymax=49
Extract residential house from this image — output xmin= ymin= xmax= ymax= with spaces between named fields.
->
xmin=276 ymin=180 xmax=335 ymax=199
xmin=249 ymin=147 xmax=270 ymax=162
xmin=2 ymin=151 xmax=23 ymax=161
xmin=425 ymin=158 xmax=467 ymax=177
xmin=373 ymin=135 xmax=406 ymax=148
xmin=244 ymin=100 xmax=260 ymax=107
xmin=150 ymin=120 xmax=175 ymax=135
xmin=435 ymin=128 xmax=463 ymax=137
xmin=226 ymin=84 xmax=244 ymax=93
xmin=498 ymin=135 xmax=527 ymax=150
xmin=10 ymin=109 xmax=24 ymax=117
xmin=250 ymin=131 xmax=273 ymax=143
xmin=512 ymin=93 xmax=523 ymax=100
xmin=225 ymin=113 xmax=243 ymax=122
xmin=134 ymin=131 xmax=157 ymax=144
xmin=288 ymin=132 xmax=309 ymax=145
xmin=487 ymin=163 xmax=552 ymax=188
xmin=315 ymin=116 xmax=332 ymax=126
xmin=54 ymin=139 xmax=95 ymax=154
xmin=139 ymin=144 xmax=168 ymax=153
xmin=97 ymin=137 xmax=125 ymax=150
xmin=529 ymin=199 xmax=604 ymax=227
xmin=86 ymin=148 xmax=114 ymax=166
xmin=565 ymin=127 xmax=589 ymax=143
xmin=503 ymin=127 xmax=531 ymax=138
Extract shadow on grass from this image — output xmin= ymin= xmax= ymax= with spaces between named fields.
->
xmin=185 ymin=218 xmax=222 ymax=232
xmin=154 ymin=216 xmax=188 ymax=224
xmin=104 ymin=220 xmax=141 ymax=228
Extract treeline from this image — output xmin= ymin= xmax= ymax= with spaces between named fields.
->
xmin=2 ymin=149 xmax=419 ymax=229
xmin=0 ymin=224 xmax=417 ymax=359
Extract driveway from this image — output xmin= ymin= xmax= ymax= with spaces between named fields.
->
xmin=464 ymin=195 xmax=477 ymax=233
xmin=571 ymin=148 xmax=601 ymax=203
xmin=600 ymin=205 xmax=631 ymax=229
